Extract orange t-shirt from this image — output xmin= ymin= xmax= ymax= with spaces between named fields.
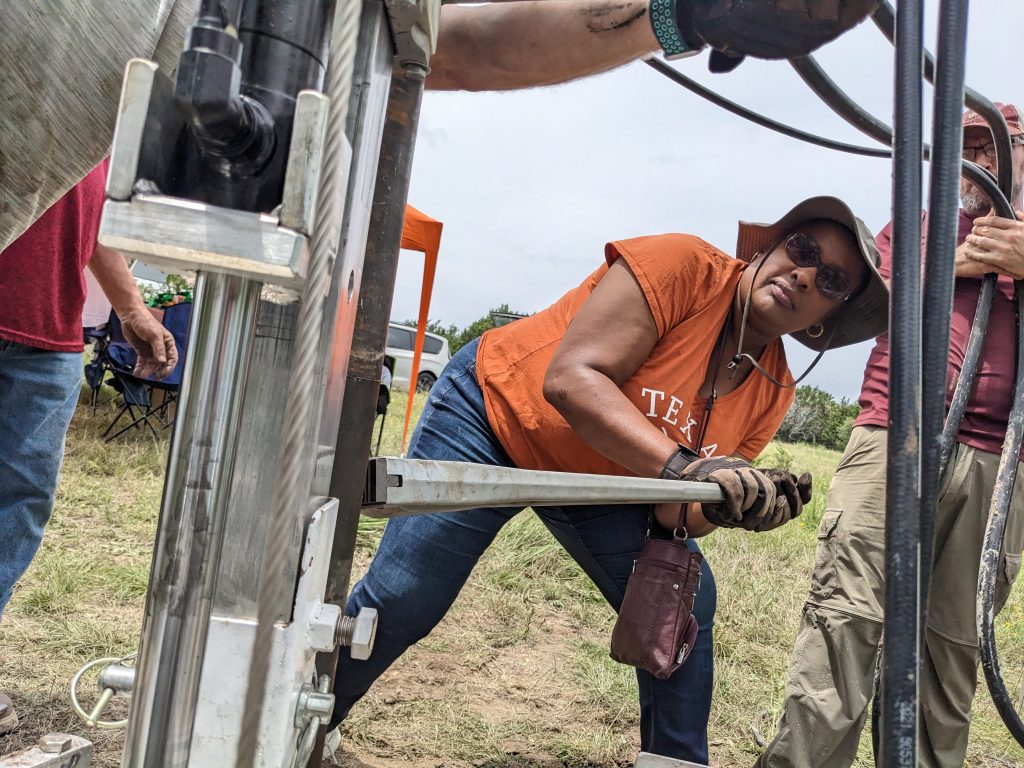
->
xmin=476 ymin=233 xmax=795 ymax=476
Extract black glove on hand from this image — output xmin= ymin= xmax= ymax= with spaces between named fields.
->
xmin=675 ymin=0 xmax=880 ymax=65
xmin=756 ymin=469 xmax=813 ymax=532
xmin=681 ymin=456 xmax=776 ymax=531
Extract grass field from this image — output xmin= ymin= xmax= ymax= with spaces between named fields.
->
xmin=2 ymin=386 xmax=1024 ymax=766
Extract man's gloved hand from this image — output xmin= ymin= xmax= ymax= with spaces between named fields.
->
xmin=681 ymin=456 xmax=777 ymax=531
xmin=756 ymin=469 xmax=813 ymax=532
xmin=675 ymin=0 xmax=880 ymax=66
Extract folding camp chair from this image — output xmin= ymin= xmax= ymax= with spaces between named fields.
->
xmin=83 ymin=322 xmax=111 ymax=413
xmin=102 ymin=303 xmax=192 ymax=441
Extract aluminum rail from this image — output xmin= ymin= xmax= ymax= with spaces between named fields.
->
xmin=880 ymin=0 xmax=924 ymax=763
xmin=237 ymin=0 xmax=361 ymax=763
xmin=361 ymin=457 xmax=725 ymax=517
xmin=121 ymin=274 xmax=261 ymax=768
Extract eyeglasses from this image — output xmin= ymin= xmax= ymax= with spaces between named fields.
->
xmin=962 ymin=135 xmax=1024 ymax=162
xmin=785 ymin=233 xmax=852 ymax=301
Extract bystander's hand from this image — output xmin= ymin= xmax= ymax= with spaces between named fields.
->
xmin=120 ymin=308 xmax=178 ymax=380
xmin=958 ymin=210 xmax=1024 ymax=279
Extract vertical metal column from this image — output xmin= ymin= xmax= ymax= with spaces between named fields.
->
xmin=122 ymin=274 xmax=261 ymax=768
xmin=309 ymin=64 xmax=428 ymax=767
xmin=212 ymin=1 xmax=391 ymax=626
xmin=881 ymin=0 xmax=924 ymax=763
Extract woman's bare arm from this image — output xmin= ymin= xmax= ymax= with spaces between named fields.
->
xmin=543 ymin=258 xmax=677 ymax=477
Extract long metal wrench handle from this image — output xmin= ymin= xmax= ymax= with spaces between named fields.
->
xmin=362 ymin=457 xmax=725 ymax=517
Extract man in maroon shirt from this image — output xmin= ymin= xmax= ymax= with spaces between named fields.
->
xmin=757 ymin=103 xmax=1024 ymax=768
xmin=0 ymin=163 xmax=176 ymax=734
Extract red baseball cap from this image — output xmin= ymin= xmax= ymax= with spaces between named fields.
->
xmin=962 ymin=102 xmax=1023 ymax=136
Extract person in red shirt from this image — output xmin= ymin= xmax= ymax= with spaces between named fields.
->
xmin=759 ymin=103 xmax=1024 ymax=768
xmin=0 ymin=162 xmax=176 ymax=735
xmin=324 ymin=196 xmax=887 ymax=765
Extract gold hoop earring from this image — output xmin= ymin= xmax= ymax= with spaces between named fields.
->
xmin=806 ymin=323 xmax=825 ymax=339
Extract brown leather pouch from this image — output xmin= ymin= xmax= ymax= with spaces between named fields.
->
xmin=610 ymin=536 xmax=703 ymax=680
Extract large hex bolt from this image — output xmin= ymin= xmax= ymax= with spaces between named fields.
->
xmin=335 ymin=607 xmax=378 ymax=660
xmin=38 ymin=733 xmax=73 ymax=754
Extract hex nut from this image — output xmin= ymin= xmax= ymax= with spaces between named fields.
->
xmin=175 ymin=49 xmax=240 ymax=112
xmin=350 ymin=607 xmax=378 ymax=661
xmin=309 ymin=602 xmax=343 ymax=653
xmin=38 ymin=733 xmax=73 ymax=754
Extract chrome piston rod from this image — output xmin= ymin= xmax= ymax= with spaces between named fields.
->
xmin=122 ymin=274 xmax=261 ymax=767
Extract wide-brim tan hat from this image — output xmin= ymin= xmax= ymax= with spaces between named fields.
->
xmin=735 ymin=196 xmax=889 ymax=352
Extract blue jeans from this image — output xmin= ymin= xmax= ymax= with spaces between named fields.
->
xmin=0 ymin=341 xmax=82 ymax=618
xmin=331 ymin=339 xmax=717 ymax=763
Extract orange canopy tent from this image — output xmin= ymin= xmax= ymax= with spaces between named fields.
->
xmin=398 ymin=204 xmax=444 ymax=452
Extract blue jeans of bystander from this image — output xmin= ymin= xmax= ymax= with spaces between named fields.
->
xmin=330 ymin=339 xmax=717 ymax=763
xmin=0 ymin=340 xmax=82 ymax=618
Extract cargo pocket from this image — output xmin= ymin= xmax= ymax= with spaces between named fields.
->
xmin=996 ymin=553 xmax=1022 ymax=612
xmin=809 ymin=509 xmax=843 ymax=601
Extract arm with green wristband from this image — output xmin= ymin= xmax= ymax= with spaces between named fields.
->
xmin=428 ymin=0 xmax=880 ymax=90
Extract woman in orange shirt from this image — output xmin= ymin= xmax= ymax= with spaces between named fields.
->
xmin=328 ymin=197 xmax=887 ymax=763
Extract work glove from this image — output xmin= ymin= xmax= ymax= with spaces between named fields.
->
xmin=756 ymin=469 xmax=813 ymax=532
xmin=674 ymin=0 xmax=881 ymax=72
xmin=681 ymin=456 xmax=776 ymax=531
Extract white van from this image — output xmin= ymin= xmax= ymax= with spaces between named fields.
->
xmin=385 ymin=322 xmax=451 ymax=391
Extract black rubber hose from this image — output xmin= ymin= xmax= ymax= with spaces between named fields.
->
xmin=872 ymin=0 xmax=1014 ymax=198
xmin=919 ymin=0 xmax=970 ymax=700
xmin=978 ymin=281 xmax=1024 ymax=748
xmin=643 ymin=59 xmax=891 ymax=158
xmin=873 ymin=0 xmax=1015 ymax=480
xmin=880 ymin=0 xmax=924 ymax=763
xmin=789 ymin=56 xmax=894 ymax=147
xmin=941 ymin=163 xmax=1014 ymax=476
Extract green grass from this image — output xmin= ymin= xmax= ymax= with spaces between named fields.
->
xmin=2 ymin=384 xmax=1023 ymax=767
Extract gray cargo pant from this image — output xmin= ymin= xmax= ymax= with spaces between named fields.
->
xmin=757 ymin=426 xmax=1024 ymax=768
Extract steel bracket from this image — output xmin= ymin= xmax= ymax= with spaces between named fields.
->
xmin=99 ymin=58 xmax=347 ymax=288
xmin=0 ymin=734 xmax=93 ymax=767
xmin=384 ymin=0 xmax=441 ymax=70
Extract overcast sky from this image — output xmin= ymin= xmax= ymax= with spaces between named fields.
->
xmin=390 ymin=1 xmax=1023 ymax=401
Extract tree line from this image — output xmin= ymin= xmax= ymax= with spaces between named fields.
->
xmin=775 ymin=385 xmax=860 ymax=451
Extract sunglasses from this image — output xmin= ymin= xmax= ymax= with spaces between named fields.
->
xmin=784 ymin=233 xmax=852 ymax=301
xmin=962 ymin=135 xmax=1024 ymax=162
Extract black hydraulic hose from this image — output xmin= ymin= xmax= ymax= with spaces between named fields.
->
xmin=789 ymin=56 xmax=893 ymax=147
xmin=643 ymin=59 xmax=890 ymax=158
xmin=881 ymin=0 xmax=924 ymax=764
xmin=872 ymin=0 xmax=1015 ymax=485
xmin=874 ymin=0 xmax=1024 ymax=749
xmin=978 ymin=281 xmax=1024 ymax=748
xmin=919 ymin=0 xmax=970 ymax=704
xmin=940 ymin=164 xmax=1013 ymax=476
xmin=941 ymin=277 xmax=996 ymax=473
xmin=872 ymin=0 xmax=1014 ymax=197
